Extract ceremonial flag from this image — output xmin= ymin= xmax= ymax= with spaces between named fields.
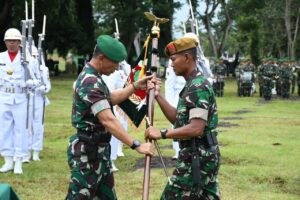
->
xmin=118 ymin=35 xmax=153 ymax=127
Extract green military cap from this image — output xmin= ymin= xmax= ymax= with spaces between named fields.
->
xmin=164 ymin=37 xmax=196 ymax=56
xmin=96 ymin=35 xmax=127 ymax=62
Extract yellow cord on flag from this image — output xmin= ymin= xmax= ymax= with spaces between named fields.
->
xmin=138 ymin=35 xmax=151 ymax=79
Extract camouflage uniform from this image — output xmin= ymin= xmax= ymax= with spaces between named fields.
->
xmin=261 ymin=64 xmax=276 ymax=100
xmin=212 ymin=63 xmax=226 ymax=97
xmin=297 ymin=67 xmax=300 ymax=96
xmin=161 ymin=69 xmax=221 ymax=200
xmin=66 ymin=64 xmax=117 ymax=200
xmin=279 ymin=64 xmax=293 ymax=98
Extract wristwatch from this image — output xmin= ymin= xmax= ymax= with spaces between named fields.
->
xmin=160 ymin=128 xmax=168 ymax=139
xmin=130 ymin=139 xmax=141 ymax=149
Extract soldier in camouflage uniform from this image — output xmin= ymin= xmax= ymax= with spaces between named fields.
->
xmin=296 ymin=63 xmax=300 ymax=96
xmin=260 ymin=60 xmax=277 ymax=100
xmin=146 ymin=37 xmax=220 ymax=200
xmin=279 ymin=61 xmax=293 ymax=98
xmin=212 ymin=59 xmax=226 ymax=97
xmin=66 ymin=35 xmax=154 ymax=200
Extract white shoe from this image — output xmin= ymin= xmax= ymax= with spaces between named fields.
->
xmin=23 ymin=154 xmax=31 ymax=163
xmin=111 ymin=161 xmax=119 ymax=172
xmin=0 ymin=156 xmax=14 ymax=173
xmin=117 ymin=151 xmax=124 ymax=157
xmin=14 ymin=158 xmax=23 ymax=174
xmin=33 ymin=151 xmax=40 ymax=161
xmin=117 ymin=143 xmax=124 ymax=157
xmin=172 ymin=155 xmax=178 ymax=160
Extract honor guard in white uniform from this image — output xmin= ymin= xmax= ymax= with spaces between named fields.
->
xmin=165 ymin=60 xmax=185 ymax=159
xmin=0 ymin=28 xmax=38 ymax=174
xmin=184 ymin=32 xmax=213 ymax=84
xmin=102 ymin=60 xmax=131 ymax=171
xmin=24 ymin=45 xmax=51 ymax=162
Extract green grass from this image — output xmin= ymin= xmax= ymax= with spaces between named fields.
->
xmin=0 ymin=75 xmax=300 ymax=200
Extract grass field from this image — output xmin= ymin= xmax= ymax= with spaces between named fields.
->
xmin=0 ymin=75 xmax=300 ymax=200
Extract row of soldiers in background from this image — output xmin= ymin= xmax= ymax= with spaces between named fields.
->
xmin=0 ymin=9 xmax=51 ymax=174
xmin=235 ymin=59 xmax=256 ymax=97
xmin=258 ymin=58 xmax=300 ymax=100
xmin=211 ymin=59 xmax=227 ymax=97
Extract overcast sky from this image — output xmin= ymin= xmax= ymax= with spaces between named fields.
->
xmin=173 ymin=0 xmax=219 ymax=38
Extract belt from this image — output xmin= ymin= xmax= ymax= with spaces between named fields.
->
xmin=179 ymin=132 xmax=218 ymax=149
xmin=0 ymin=87 xmax=25 ymax=94
xmin=77 ymin=130 xmax=111 ymax=144
xmin=178 ymin=138 xmax=206 ymax=149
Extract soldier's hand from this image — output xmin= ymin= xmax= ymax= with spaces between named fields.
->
xmin=134 ymin=75 xmax=153 ymax=90
xmin=145 ymin=126 xmax=161 ymax=140
xmin=136 ymin=143 xmax=154 ymax=156
xmin=147 ymin=78 xmax=162 ymax=97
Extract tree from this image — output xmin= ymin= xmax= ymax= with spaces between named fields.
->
xmin=93 ymin=0 xmax=180 ymax=64
xmin=285 ymin=0 xmax=300 ymax=59
xmin=0 ymin=0 xmax=95 ymax=57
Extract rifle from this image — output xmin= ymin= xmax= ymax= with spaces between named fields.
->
xmin=142 ymin=12 xmax=169 ymax=200
xmin=20 ymin=20 xmax=31 ymax=129
xmin=188 ymin=0 xmax=207 ymax=58
xmin=37 ymin=15 xmax=47 ymax=124
xmin=25 ymin=0 xmax=35 ymax=55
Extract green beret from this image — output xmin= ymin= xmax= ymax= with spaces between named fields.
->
xmin=164 ymin=37 xmax=197 ymax=56
xmin=96 ymin=35 xmax=127 ymax=62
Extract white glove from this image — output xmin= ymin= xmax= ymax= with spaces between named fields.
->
xmin=25 ymin=79 xmax=34 ymax=88
xmin=32 ymin=79 xmax=40 ymax=87
xmin=36 ymin=85 xmax=46 ymax=94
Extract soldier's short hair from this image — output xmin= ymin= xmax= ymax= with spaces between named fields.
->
xmin=179 ymin=48 xmax=197 ymax=61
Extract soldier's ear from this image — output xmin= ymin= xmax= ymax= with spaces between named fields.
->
xmin=184 ymin=53 xmax=192 ymax=63
xmin=98 ymin=54 xmax=105 ymax=61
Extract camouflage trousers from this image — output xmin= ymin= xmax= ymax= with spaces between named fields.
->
xmin=161 ymin=145 xmax=221 ymax=200
xmin=281 ymin=80 xmax=290 ymax=98
xmin=66 ymin=134 xmax=117 ymax=200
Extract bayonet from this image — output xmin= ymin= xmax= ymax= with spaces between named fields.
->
xmin=114 ymin=18 xmax=120 ymax=40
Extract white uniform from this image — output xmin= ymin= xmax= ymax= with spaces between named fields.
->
xmin=197 ymin=53 xmax=213 ymax=84
xmin=102 ymin=61 xmax=130 ymax=171
xmin=183 ymin=32 xmax=213 ymax=84
xmin=165 ymin=60 xmax=185 ymax=158
xmin=0 ymin=50 xmax=37 ymax=172
xmin=27 ymin=55 xmax=51 ymax=161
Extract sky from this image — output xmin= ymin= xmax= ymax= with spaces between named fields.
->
xmin=173 ymin=0 xmax=220 ymax=38
xmin=173 ymin=0 xmax=193 ymax=38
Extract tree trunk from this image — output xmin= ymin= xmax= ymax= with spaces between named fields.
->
xmin=291 ymin=7 xmax=300 ymax=59
xmin=285 ymin=0 xmax=292 ymax=58
xmin=217 ymin=0 xmax=232 ymax=57
xmin=205 ymin=15 xmax=218 ymax=57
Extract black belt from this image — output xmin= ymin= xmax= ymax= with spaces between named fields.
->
xmin=77 ymin=130 xmax=111 ymax=144
xmin=179 ymin=132 xmax=218 ymax=149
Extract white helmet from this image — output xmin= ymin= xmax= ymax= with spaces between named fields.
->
xmin=4 ymin=28 xmax=22 ymax=41
xmin=183 ymin=32 xmax=200 ymax=44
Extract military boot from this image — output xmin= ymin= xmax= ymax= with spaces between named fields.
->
xmin=14 ymin=157 xmax=23 ymax=174
xmin=0 ymin=156 xmax=14 ymax=173
xmin=33 ymin=151 xmax=40 ymax=161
